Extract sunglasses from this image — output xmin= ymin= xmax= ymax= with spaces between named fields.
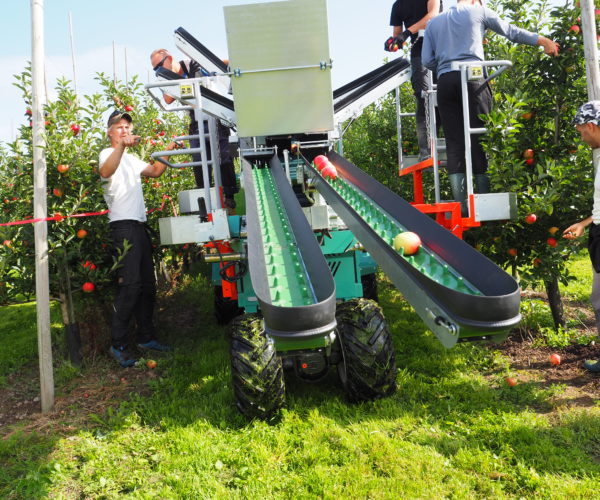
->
xmin=153 ymin=55 xmax=169 ymax=72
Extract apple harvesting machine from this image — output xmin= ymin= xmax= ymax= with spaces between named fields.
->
xmin=145 ymin=0 xmax=521 ymax=419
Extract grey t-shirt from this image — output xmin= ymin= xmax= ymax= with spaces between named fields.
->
xmin=422 ymin=4 xmax=539 ymax=77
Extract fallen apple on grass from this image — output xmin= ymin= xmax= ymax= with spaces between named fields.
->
xmin=549 ymin=353 xmax=561 ymax=366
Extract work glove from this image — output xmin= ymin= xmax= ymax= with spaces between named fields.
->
xmin=384 ymin=30 xmax=412 ymax=52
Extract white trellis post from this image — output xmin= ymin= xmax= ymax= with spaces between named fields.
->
xmin=580 ymin=0 xmax=600 ymax=172
xmin=31 ymin=0 xmax=54 ymax=413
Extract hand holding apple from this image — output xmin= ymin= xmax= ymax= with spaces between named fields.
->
xmin=562 ymin=222 xmax=585 ymax=239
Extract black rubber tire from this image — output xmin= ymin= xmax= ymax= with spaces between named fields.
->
xmin=230 ymin=314 xmax=285 ymax=419
xmin=335 ymin=298 xmax=397 ymax=402
xmin=361 ymin=273 xmax=379 ymax=302
xmin=214 ymin=285 xmax=243 ymax=325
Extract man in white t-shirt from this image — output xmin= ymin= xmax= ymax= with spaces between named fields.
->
xmin=562 ymin=101 xmax=600 ymax=372
xmin=100 ymin=110 xmax=174 ymax=367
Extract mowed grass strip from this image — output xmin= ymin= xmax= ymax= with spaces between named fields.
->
xmin=0 ymin=301 xmax=62 ymax=380
xmin=1 ymin=259 xmax=600 ymax=498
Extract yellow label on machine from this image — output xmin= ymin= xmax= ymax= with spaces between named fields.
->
xmin=467 ymin=66 xmax=484 ymax=81
xmin=179 ymin=84 xmax=194 ymax=98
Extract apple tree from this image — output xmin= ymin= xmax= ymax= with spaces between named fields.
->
xmin=0 ymin=68 xmax=193 ymax=356
xmin=477 ymin=0 xmax=594 ymax=326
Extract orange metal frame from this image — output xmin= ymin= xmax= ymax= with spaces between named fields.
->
xmin=399 ymin=158 xmax=480 ymax=239
xmin=204 ymin=240 xmax=238 ymax=300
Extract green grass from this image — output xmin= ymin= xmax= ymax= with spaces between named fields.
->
xmin=1 ymin=260 xmax=600 ymax=498
xmin=0 ymin=301 xmax=62 ymax=382
xmin=559 ymin=250 xmax=593 ymax=302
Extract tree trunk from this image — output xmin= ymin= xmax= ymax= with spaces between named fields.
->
xmin=59 ymin=291 xmax=82 ymax=366
xmin=545 ymin=278 xmax=565 ymax=329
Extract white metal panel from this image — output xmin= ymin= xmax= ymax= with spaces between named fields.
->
xmin=224 ymin=0 xmax=333 ymax=137
xmin=473 ymin=193 xmax=517 ymax=222
xmin=159 ymin=211 xmax=230 ymax=245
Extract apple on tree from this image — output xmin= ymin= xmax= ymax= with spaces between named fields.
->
xmin=523 ymin=149 xmax=534 ymax=159
xmin=525 ymin=213 xmax=537 ymax=224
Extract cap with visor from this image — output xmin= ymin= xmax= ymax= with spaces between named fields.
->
xmin=107 ymin=110 xmax=133 ymax=128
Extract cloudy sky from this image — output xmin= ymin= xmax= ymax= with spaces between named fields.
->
xmin=2 ymin=0 xmax=569 ymax=142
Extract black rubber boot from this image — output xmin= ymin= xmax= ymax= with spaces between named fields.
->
xmin=584 ymin=310 xmax=600 ymax=373
xmin=474 ymin=174 xmax=490 ymax=194
xmin=449 ymin=173 xmax=468 ymax=217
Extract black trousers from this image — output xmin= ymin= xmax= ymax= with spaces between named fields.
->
xmin=411 ymin=55 xmax=430 ymax=158
xmin=109 ymin=220 xmax=156 ymax=348
xmin=436 ymin=71 xmax=493 ymax=175
xmin=190 ymin=121 xmax=238 ymax=198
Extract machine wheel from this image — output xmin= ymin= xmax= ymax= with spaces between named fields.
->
xmin=230 ymin=314 xmax=285 ymax=419
xmin=361 ymin=273 xmax=379 ymax=302
xmin=214 ymin=285 xmax=243 ymax=325
xmin=335 ymin=298 xmax=397 ymax=402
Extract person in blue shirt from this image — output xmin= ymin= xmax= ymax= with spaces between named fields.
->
xmin=422 ymin=0 xmax=558 ymax=215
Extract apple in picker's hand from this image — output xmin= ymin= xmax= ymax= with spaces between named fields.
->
xmin=393 ymin=231 xmax=422 ymax=255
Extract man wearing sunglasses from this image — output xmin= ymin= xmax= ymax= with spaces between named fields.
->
xmin=100 ymin=110 xmax=176 ymax=367
xmin=150 ymin=49 xmax=238 ymax=210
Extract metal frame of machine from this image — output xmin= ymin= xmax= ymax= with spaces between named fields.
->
xmin=145 ymin=0 xmax=521 ymax=419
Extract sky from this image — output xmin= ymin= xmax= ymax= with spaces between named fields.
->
xmin=0 ymin=0 xmax=567 ymax=143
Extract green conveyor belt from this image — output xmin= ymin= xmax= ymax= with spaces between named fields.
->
xmin=253 ymin=168 xmax=316 ymax=307
xmin=323 ymin=173 xmax=481 ymax=296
